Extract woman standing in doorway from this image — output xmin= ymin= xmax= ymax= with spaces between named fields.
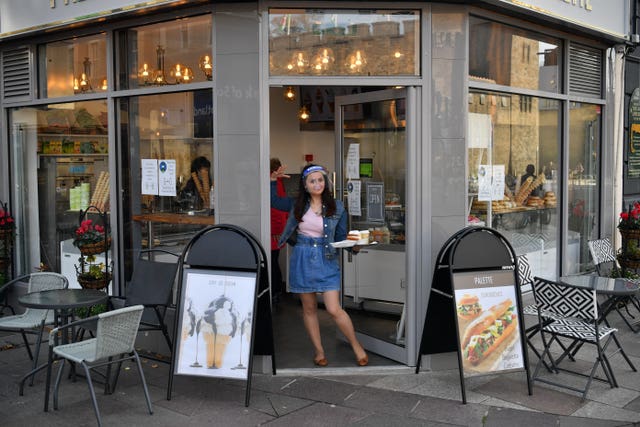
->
xmin=270 ymin=163 xmax=368 ymax=367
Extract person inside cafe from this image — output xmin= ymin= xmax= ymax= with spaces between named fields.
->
xmin=270 ymin=157 xmax=288 ymax=305
xmin=180 ymin=156 xmax=211 ymax=210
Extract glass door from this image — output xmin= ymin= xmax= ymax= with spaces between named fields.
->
xmin=335 ymin=88 xmax=413 ymax=363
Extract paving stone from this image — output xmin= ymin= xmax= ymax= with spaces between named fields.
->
xmin=483 ymin=406 xmax=559 ymax=426
xmin=340 ymin=386 xmax=424 ymax=416
xmin=571 ymin=401 xmax=640 ymax=423
xmin=261 ymin=401 xmax=369 ymax=427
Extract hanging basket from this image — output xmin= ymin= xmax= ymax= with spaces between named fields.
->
xmin=76 ymin=272 xmax=111 ymax=290
xmin=0 ymin=227 xmax=13 ymax=239
xmin=617 ymin=255 xmax=640 ymax=270
xmin=620 ymin=229 xmax=640 ymax=240
xmin=78 ymin=238 xmax=111 ymax=256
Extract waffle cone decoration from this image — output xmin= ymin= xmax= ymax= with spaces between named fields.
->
xmin=515 ymin=177 xmax=533 ymax=205
xmin=191 ymin=170 xmax=209 ymax=206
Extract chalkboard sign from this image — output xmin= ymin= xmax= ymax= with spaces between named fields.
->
xmin=366 ymin=182 xmax=384 ymax=222
xmin=452 ymin=269 xmax=524 ymax=378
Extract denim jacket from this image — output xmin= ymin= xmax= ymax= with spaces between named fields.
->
xmin=270 ymin=181 xmax=347 ymax=260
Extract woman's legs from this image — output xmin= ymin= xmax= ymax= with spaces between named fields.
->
xmin=323 ymin=290 xmax=367 ymax=360
xmin=299 ymin=292 xmax=325 ymax=360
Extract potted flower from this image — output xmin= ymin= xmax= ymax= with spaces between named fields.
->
xmin=73 ymin=219 xmax=110 ymax=255
xmin=0 ymin=202 xmax=15 ymax=238
xmin=618 ymin=202 xmax=640 ymax=265
xmin=75 ymin=255 xmax=111 ymax=290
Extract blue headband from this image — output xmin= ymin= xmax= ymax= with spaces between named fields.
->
xmin=302 ymin=165 xmax=327 ymax=179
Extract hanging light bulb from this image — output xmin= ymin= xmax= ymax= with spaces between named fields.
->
xmin=100 ymin=78 xmax=108 ymax=91
xmin=312 ymin=48 xmax=334 ymax=73
xmin=170 ymin=63 xmax=193 ymax=84
xmin=298 ymin=105 xmax=311 ymax=123
xmin=139 ymin=62 xmax=153 ymax=84
xmin=346 ymin=50 xmax=367 ymax=73
xmin=283 ymin=86 xmax=296 ymax=102
xmin=287 ymin=51 xmax=308 ymax=73
xmin=393 ymin=50 xmax=403 ymax=59
xmin=199 ymin=54 xmax=213 ymax=80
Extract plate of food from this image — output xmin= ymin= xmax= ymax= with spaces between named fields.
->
xmin=330 ymin=230 xmax=379 ymax=248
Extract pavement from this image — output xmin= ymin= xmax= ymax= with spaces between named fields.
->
xmin=1 ymin=303 xmax=640 ymax=426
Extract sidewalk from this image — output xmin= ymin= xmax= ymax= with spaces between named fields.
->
xmin=1 ymin=314 xmax=639 ymax=426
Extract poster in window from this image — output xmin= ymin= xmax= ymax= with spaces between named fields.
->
xmin=175 ymin=269 xmax=256 ymax=380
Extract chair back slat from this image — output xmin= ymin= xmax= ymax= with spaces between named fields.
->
xmin=125 ymin=259 xmax=178 ymax=306
xmin=28 ymin=272 xmax=68 ymax=293
xmin=94 ymin=305 xmax=144 ymax=360
xmin=588 ymin=238 xmax=617 ymax=277
xmin=532 ymin=277 xmax=597 ymax=321
xmin=516 ymin=254 xmax=534 ymax=288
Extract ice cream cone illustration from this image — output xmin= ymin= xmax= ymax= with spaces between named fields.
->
xmin=203 ymin=296 xmax=238 ymax=369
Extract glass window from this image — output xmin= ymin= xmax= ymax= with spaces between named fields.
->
xmin=469 ymin=16 xmax=561 ymax=93
xmin=120 ymin=14 xmax=212 ymax=89
xmin=40 ymin=33 xmax=108 ymax=98
xmin=9 ymin=101 xmax=108 ymax=278
xmin=269 ymin=9 xmax=420 ymax=76
xmin=467 ymin=91 xmax=560 ymax=278
xmin=567 ymin=103 xmax=601 ymax=274
xmin=119 ymin=90 xmax=213 ymax=278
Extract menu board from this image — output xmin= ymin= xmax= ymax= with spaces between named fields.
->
xmin=628 ymin=88 xmax=640 ymax=178
xmin=452 ymin=269 xmax=524 ymax=377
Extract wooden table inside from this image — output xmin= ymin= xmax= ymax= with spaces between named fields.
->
xmin=132 ymin=213 xmax=214 ymax=249
xmin=132 ymin=212 xmax=215 ymax=226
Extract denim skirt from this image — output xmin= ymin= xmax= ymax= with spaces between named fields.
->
xmin=289 ymin=235 xmax=340 ymax=293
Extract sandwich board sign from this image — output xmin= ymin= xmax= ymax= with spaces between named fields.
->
xmin=416 ymin=227 xmax=531 ymax=403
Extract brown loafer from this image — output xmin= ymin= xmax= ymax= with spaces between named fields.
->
xmin=357 ymin=354 xmax=369 ymax=367
xmin=313 ymin=357 xmax=328 ymax=367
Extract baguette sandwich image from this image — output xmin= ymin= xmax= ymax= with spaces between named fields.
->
xmin=461 ymin=299 xmax=517 ymax=366
xmin=456 ymin=294 xmax=482 ymax=321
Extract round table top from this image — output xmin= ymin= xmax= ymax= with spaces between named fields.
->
xmin=18 ymin=288 xmax=108 ymax=310
xmin=559 ymin=275 xmax=640 ymax=296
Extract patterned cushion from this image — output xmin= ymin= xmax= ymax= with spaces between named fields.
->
xmin=532 ymin=277 xmax=597 ymax=321
xmin=522 ymin=303 xmax=564 ymax=320
xmin=516 ymin=254 xmax=534 ymax=287
xmin=543 ymin=318 xmax=616 ymax=341
xmin=588 ymin=238 xmax=617 ymax=265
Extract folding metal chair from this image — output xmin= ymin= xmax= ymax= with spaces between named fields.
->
xmin=531 ymin=277 xmax=636 ymax=400
xmin=45 ymin=305 xmax=152 ymax=426
xmin=516 ymin=254 xmax=569 ymax=371
xmin=588 ymin=238 xmax=640 ymax=331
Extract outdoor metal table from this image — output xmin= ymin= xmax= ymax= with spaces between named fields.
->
xmin=559 ymin=275 xmax=640 ymax=328
xmin=557 ymin=275 xmax=639 ymax=383
xmin=16 ymin=288 xmax=108 ymax=405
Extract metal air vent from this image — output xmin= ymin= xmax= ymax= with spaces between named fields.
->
xmin=568 ymin=43 xmax=602 ymax=98
xmin=2 ymin=46 xmax=32 ymax=101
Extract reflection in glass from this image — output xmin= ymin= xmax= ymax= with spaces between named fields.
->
xmin=467 ymin=91 xmax=560 ymax=279
xmin=41 ymin=33 xmax=108 ymax=98
xmin=567 ymin=103 xmax=600 ymax=273
xmin=119 ymin=90 xmax=213 ymax=281
xmin=269 ymin=9 xmax=419 ymax=76
xmin=469 ymin=16 xmax=561 ymax=93
xmin=122 ymin=14 xmax=212 ymax=89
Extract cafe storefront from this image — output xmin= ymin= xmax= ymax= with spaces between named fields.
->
xmin=0 ymin=1 xmax=632 ymax=368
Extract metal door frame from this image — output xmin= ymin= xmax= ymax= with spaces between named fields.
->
xmin=334 ymin=87 xmax=419 ymax=364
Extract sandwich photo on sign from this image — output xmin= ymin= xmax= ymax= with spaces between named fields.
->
xmin=452 ymin=270 xmax=524 ymax=377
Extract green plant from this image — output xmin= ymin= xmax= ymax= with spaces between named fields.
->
xmin=75 ymin=302 xmax=107 ymax=318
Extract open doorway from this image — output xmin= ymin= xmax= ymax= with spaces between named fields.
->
xmin=269 ymin=85 xmax=405 ymax=369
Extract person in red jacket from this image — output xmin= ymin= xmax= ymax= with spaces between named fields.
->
xmin=270 ymin=158 xmax=288 ymax=304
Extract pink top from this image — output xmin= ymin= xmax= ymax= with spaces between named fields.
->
xmin=298 ymin=209 xmax=324 ymax=237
